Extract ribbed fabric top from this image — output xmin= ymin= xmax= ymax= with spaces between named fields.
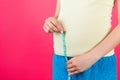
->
xmin=53 ymin=0 xmax=115 ymax=57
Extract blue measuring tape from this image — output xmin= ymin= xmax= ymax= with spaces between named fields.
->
xmin=61 ymin=32 xmax=71 ymax=80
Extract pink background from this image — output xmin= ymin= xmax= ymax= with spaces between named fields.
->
xmin=0 ymin=0 xmax=120 ymax=80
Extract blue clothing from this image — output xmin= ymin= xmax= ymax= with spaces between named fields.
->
xmin=52 ymin=53 xmax=118 ymax=80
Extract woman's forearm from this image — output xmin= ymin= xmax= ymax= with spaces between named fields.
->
xmin=88 ymin=1 xmax=120 ymax=60
xmin=88 ymin=24 xmax=120 ymax=60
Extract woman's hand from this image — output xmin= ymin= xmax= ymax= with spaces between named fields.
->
xmin=43 ymin=16 xmax=65 ymax=33
xmin=66 ymin=53 xmax=101 ymax=76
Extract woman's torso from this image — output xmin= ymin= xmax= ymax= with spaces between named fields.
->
xmin=53 ymin=0 xmax=115 ymax=57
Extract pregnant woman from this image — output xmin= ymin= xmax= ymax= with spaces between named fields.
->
xmin=43 ymin=0 xmax=120 ymax=80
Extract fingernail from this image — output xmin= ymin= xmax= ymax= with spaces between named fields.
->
xmin=61 ymin=31 xmax=63 ymax=33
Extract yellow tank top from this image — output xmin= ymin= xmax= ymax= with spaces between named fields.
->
xmin=53 ymin=0 xmax=115 ymax=57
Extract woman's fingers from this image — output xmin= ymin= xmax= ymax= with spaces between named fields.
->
xmin=46 ymin=21 xmax=59 ymax=32
xmin=69 ymin=70 xmax=79 ymax=76
xmin=44 ymin=23 xmax=54 ymax=33
xmin=67 ymin=67 xmax=77 ymax=72
xmin=43 ymin=17 xmax=65 ymax=33
xmin=67 ymin=63 xmax=79 ymax=72
xmin=67 ymin=63 xmax=76 ymax=69
xmin=49 ymin=18 xmax=64 ymax=32
xmin=67 ymin=64 xmax=82 ymax=76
